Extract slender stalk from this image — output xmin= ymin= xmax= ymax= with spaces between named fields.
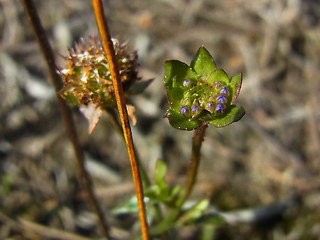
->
xmin=21 ymin=0 xmax=111 ymax=239
xmin=150 ymin=124 xmax=208 ymax=236
xmin=90 ymin=1 xmax=150 ymax=239
xmin=182 ymin=124 xmax=208 ymax=201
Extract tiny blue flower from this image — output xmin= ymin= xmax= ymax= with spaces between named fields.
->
xmin=216 ymin=95 xmax=226 ymax=103
xmin=220 ymin=86 xmax=228 ymax=95
xmin=215 ymin=103 xmax=225 ymax=113
xmin=191 ymin=105 xmax=200 ymax=115
xmin=183 ymin=79 xmax=191 ymax=86
xmin=180 ymin=106 xmax=189 ymax=116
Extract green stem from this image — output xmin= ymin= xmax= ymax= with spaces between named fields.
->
xmin=150 ymin=124 xmax=208 ymax=236
xmin=181 ymin=123 xmax=208 ymax=203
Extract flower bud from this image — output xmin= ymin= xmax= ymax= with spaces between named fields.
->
xmin=216 ymin=95 xmax=226 ymax=103
xmin=59 ymin=37 xmax=139 ymax=109
xmin=191 ymin=105 xmax=200 ymax=115
xmin=220 ymin=86 xmax=228 ymax=95
xmin=215 ymin=103 xmax=225 ymax=113
xmin=180 ymin=106 xmax=189 ymax=116
xmin=183 ymin=79 xmax=191 ymax=86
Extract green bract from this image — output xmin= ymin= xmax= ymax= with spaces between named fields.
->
xmin=164 ymin=46 xmax=245 ymax=130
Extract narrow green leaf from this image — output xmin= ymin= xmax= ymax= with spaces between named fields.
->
xmin=177 ymin=200 xmax=209 ymax=226
xmin=207 ymin=69 xmax=229 ymax=85
xmin=155 ymin=160 xmax=167 ymax=189
xmin=190 ymin=47 xmax=216 ymax=77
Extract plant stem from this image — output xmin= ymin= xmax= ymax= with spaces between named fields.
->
xmin=150 ymin=124 xmax=208 ymax=236
xmin=182 ymin=124 xmax=208 ymax=202
xmin=91 ymin=1 xmax=150 ymax=239
xmin=21 ymin=0 xmax=111 ymax=239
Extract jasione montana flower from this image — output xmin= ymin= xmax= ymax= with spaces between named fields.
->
xmin=58 ymin=37 xmax=151 ymax=133
xmin=164 ymin=47 xmax=245 ymax=130
xmin=59 ymin=37 xmax=141 ymax=109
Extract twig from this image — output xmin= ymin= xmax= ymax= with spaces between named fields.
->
xmin=90 ymin=1 xmax=150 ymax=239
xmin=20 ymin=0 xmax=111 ymax=239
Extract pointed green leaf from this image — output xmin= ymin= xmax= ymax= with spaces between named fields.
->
xmin=165 ymin=109 xmax=201 ymax=131
xmin=164 ymin=60 xmax=197 ymax=111
xmin=144 ymin=185 xmax=160 ymax=200
xmin=155 ymin=160 xmax=168 ymax=190
xmin=177 ymin=200 xmax=209 ymax=226
xmin=164 ymin=60 xmax=189 ymax=88
xmin=209 ymin=105 xmax=245 ymax=127
xmin=230 ymin=73 xmax=242 ymax=103
xmin=207 ymin=69 xmax=230 ymax=85
xmin=190 ymin=47 xmax=216 ymax=77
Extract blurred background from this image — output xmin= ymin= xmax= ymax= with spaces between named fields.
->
xmin=1 ymin=0 xmax=320 ymax=239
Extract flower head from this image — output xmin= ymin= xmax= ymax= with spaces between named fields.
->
xmin=58 ymin=37 xmax=140 ymax=109
xmin=58 ymin=37 xmax=152 ymax=133
xmin=164 ymin=46 xmax=245 ymax=130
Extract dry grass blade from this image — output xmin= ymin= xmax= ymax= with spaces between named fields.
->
xmin=20 ymin=0 xmax=111 ymax=239
xmin=90 ymin=0 xmax=150 ymax=239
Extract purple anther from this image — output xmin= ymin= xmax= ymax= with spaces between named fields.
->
xmin=183 ymin=79 xmax=191 ymax=86
xmin=180 ymin=106 xmax=189 ymax=116
xmin=191 ymin=105 xmax=200 ymax=115
xmin=220 ymin=86 xmax=228 ymax=95
xmin=215 ymin=103 xmax=225 ymax=113
xmin=216 ymin=95 xmax=227 ymax=103
xmin=206 ymin=102 xmax=215 ymax=112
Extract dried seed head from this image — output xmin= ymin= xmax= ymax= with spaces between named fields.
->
xmin=59 ymin=37 xmax=139 ymax=108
